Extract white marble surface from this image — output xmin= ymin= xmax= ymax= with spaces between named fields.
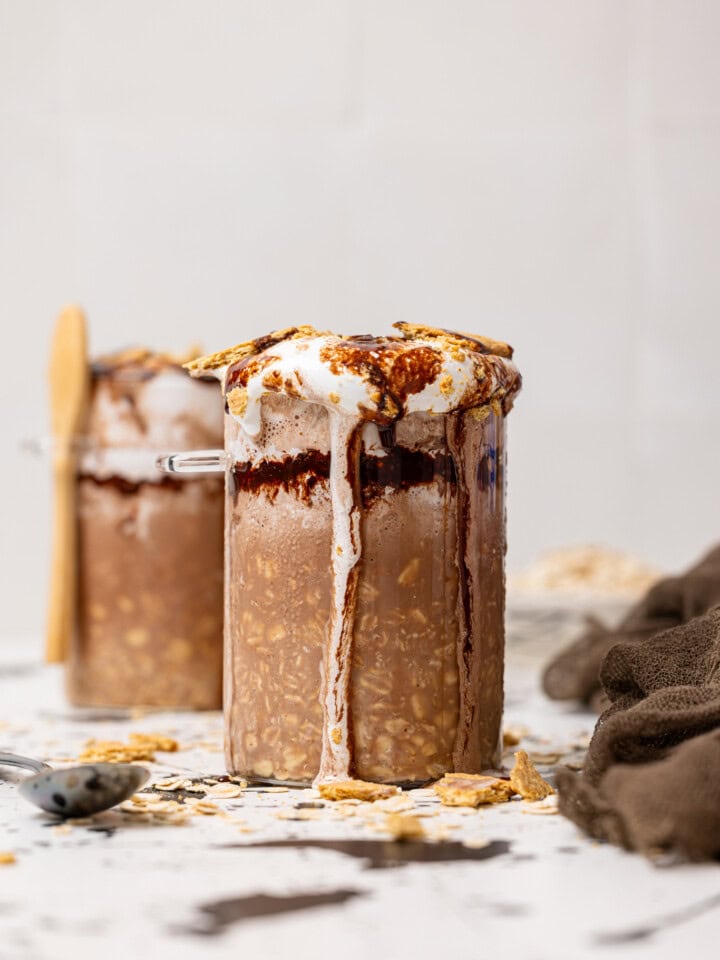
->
xmin=0 ymin=603 xmax=717 ymax=960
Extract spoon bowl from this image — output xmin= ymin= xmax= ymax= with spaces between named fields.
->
xmin=0 ymin=753 xmax=150 ymax=817
xmin=19 ymin=763 xmax=150 ymax=818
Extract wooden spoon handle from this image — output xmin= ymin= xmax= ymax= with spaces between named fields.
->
xmin=45 ymin=446 xmax=78 ymax=663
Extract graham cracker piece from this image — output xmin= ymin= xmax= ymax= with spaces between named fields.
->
xmin=185 ymin=326 xmax=325 ymax=375
xmin=393 ymin=321 xmax=514 ymax=360
xmin=226 ymin=385 xmax=248 ymax=418
xmin=509 ymin=750 xmax=555 ymax=801
xmin=78 ymin=740 xmax=156 ymax=763
xmin=128 ymin=732 xmax=179 ymax=753
xmin=78 ymin=732 xmax=179 ymax=764
xmin=434 ymin=773 xmax=515 ymax=807
xmin=317 ymin=779 xmax=401 ymax=802
xmin=0 ymin=852 xmax=16 ymax=865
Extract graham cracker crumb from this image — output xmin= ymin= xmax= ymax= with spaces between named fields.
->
xmin=434 ymin=773 xmax=515 ymax=807
xmin=438 ymin=374 xmax=454 ymax=396
xmin=318 ymin=779 xmax=401 ymax=802
xmin=466 ymin=405 xmax=492 ymax=422
xmin=0 ymin=852 xmax=16 ymax=865
xmin=509 ymin=750 xmax=555 ymax=801
xmin=226 ymin=385 xmax=249 ymax=418
xmin=328 ymin=392 xmax=340 ymax=404
xmin=502 ymin=729 xmax=522 ymax=748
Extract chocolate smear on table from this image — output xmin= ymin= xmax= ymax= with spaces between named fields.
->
xmin=556 ymin=605 xmax=720 ymax=861
xmin=179 ymin=889 xmax=364 ymax=936
xmin=215 ymin=838 xmax=511 ymax=870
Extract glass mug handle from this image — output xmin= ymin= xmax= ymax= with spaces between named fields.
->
xmin=156 ymin=449 xmax=226 ymax=475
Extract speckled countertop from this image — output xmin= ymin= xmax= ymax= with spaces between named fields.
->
xmin=0 ymin=599 xmax=717 ymax=960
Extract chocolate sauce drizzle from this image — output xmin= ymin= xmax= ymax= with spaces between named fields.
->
xmin=78 ymin=474 xmax=188 ymax=495
xmin=230 ymin=446 xmax=457 ymax=506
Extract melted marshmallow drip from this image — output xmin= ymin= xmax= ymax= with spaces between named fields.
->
xmin=238 ymin=396 xmax=364 ymax=783
xmin=314 ymin=414 xmax=362 ymax=784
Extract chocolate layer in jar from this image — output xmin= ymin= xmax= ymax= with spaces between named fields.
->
xmin=68 ymin=348 xmax=224 ymax=709
xmin=188 ymin=323 xmax=521 ymax=783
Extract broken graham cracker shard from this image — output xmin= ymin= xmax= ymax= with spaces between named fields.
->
xmin=434 ymin=773 xmax=515 ymax=807
xmin=78 ymin=732 xmax=180 ymax=764
xmin=185 ymin=326 xmax=325 ymax=375
xmin=317 ymin=779 xmax=401 ymax=802
xmin=509 ymin=750 xmax=555 ymax=802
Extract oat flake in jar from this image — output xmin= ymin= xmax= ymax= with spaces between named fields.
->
xmin=164 ymin=323 xmax=521 ymax=785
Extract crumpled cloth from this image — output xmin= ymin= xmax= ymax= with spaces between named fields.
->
xmin=556 ymin=606 xmax=720 ymax=860
xmin=543 ymin=544 xmax=720 ymax=710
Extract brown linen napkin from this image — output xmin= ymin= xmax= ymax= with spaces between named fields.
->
xmin=543 ymin=544 xmax=720 ymax=709
xmin=557 ymin=606 xmax=720 ymax=860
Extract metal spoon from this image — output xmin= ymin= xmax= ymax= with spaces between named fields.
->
xmin=0 ymin=752 xmax=149 ymax=817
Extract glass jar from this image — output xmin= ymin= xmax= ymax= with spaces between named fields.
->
xmin=66 ymin=352 xmax=225 ymax=709
xmin=163 ymin=325 xmax=521 ymax=781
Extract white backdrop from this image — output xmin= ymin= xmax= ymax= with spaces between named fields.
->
xmin=1 ymin=1 xmax=719 ymax=641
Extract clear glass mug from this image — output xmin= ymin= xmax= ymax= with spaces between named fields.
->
xmin=160 ymin=397 xmax=509 ymax=786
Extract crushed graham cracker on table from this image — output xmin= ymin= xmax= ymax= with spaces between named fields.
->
xmin=509 ymin=751 xmax=555 ymax=801
xmin=0 ymin=852 xmax=16 ymax=865
xmin=434 ymin=774 xmax=516 ymax=807
xmin=318 ymin=780 xmax=401 ymax=802
xmin=78 ymin=732 xmax=180 ymax=764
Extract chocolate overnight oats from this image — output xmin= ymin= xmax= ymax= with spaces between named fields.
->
xmin=68 ymin=348 xmax=224 ymax=709
xmin=187 ymin=323 xmax=521 ymax=784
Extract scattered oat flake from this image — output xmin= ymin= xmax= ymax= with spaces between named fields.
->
xmin=203 ymin=784 xmax=245 ymax=799
xmin=527 ymin=752 xmax=562 ymax=765
xmin=511 ymin=544 xmax=661 ymax=596
xmin=0 ymin=852 xmax=16 ymax=865
xmin=510 ymin=751 xmax=555 ymax=802
xmin=372 ymin=794 xmax=415 ymax=813
xmin=521 ymin=796 xmax=559 ymax=815
xmin=189 ymin=800 xmax=220 ymax=815
xmin=384 ymin=813 xmax=425 ymax=841
xmin=153 ymin=778 xmax=192 ymax=791
xmin=463 ymin=836 xmax=491 ymax=850
xmin=318 ymin=780 xmax=400 ymax=802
